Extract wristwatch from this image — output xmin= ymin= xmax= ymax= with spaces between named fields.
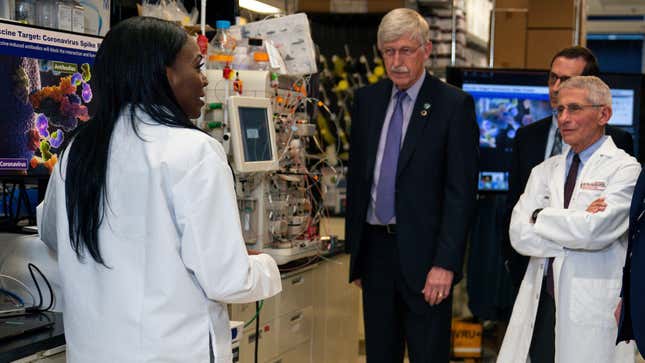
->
xmin=531 ymin=208 xmax=543 ymax=224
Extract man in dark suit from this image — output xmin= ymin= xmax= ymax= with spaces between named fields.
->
xmin=345 ymin=8 xmax=478 ymax=363
xmin=502 ymin=46 xmax=634 ymax=288
xmin=616 ymin=170 xmax=645 ymax=354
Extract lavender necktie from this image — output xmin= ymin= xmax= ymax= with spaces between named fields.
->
xmin=375 ymin=91 xmax=406 ymax=224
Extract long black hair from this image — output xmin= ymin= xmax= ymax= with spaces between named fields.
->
xmin=62 ymin=17 xmax=199 ymax=265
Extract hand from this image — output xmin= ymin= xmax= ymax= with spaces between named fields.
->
xmin=421 ymin=267 xmax=454 ymax=306
xmin=352 ymin=279 xmax=362 ymax=288
xmin=246 ymin=249 xmax=262 ymax=255
xmin=615 ymin=299 xmax=622 ymax=325
xmin=586 ymin=197 xmax=607 ymax=214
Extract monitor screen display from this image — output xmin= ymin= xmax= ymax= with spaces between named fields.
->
xmin=0 ymin=21 xmax=101 ymax=177
xmin=463 ymin=83 xmax=552 ymax=151
xmin=447 ymin=67 xmax=642 ymax=192
xmin=478 ymin=171 xmax=509 ymax=192
xmin=239 ymin=106 xmax=274 ymax=162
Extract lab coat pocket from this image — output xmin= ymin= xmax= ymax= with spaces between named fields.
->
xmin=569 ymin=277 xmax=621 ymax=328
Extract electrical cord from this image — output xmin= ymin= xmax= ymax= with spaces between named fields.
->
xmin=0 ymin=274 xmax=36 ymax=306
xmin=0 ymin=288 xmax=25 ymax=306
xmin=26 ymin=263 xmax=54 ymax=312
xmin=254 ymin=300 xmax=260 ymax=363
xmin=243 ymin=300 xmax=264 ymax=329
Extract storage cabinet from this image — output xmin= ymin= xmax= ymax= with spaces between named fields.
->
xmin=231 ymin=254 xmax=359 ymax=363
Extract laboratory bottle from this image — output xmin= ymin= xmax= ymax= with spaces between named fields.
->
xmin=208 ymin=20 xmax=236 ymax=69
xmin=253 ymin=51 xmax=270 ymax=71
xmin=36 ymin=0 xmax=56 ymax=28
xmin=231 ymin=46 xmax=251 ymax=70
xmin=15 ymin=0 xmax=35 ymax=24
xmin=247 ymin=38 xmax=265 ymax=70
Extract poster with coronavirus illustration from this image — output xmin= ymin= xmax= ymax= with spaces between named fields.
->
xmin=0 ymin=20 xmax=102 ymax=176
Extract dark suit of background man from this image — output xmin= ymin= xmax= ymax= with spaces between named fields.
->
xmin=502 ymin=46 xmax=634 ymax=288
xmin=616 ymin=169 xmax=645 ymax=354
xmin=345 ymin=8 xmax=478 ymax=363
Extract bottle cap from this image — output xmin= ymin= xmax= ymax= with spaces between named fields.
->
xmin=253 ymin=52 xmax=269 ymax=62
xmin=248 ymin=38 xmax=263 ymax=47
xmin=215 ymin=20 xmax=231 ymax=29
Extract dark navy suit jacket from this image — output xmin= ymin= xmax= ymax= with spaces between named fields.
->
xmin=345 ymin=74 xmax=479 ymax=291
xmin=617 ymin=168 xmax=645 ymax=353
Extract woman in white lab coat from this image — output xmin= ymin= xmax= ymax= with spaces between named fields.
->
xmin=497 ymin=137 xmax=639 ymax=363
xmin=37 ymin=17 xmax=282 ymax=362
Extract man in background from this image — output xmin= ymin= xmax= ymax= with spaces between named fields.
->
xmin=502 ymin=46 xmax=634 ymax=288
xmin=616 ymin=169 xmax=645 ymax=354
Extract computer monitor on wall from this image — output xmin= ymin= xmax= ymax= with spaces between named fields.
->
xmin=446 ymin=67 xmax=643 ymax=193
xmin=227 ymin=96 xmax=279 ymax=173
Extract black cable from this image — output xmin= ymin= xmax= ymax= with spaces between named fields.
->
xmin=26 ymin=263 xmax=54 ymax=312
xmin=27 ymin=264 xmax=43 ymax=310
xmin=254 ymin=300 xmax=260 ymax=363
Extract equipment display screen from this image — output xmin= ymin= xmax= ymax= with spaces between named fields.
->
xmin=239 ymin=106 xmax=273 ymax=162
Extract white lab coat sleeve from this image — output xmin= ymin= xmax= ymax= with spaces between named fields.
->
xmin=37 ymin=165 xmax=62 ymax=253
xmin=534 ymin=161 xmax=640 ymax=250
xmin=170 ymin=142 xmax=282 ymax=304
xmin=510 ymin=162 xmax=564 ymax=258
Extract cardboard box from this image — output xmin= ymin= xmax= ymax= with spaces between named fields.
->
xmin=298 ymin=0 xmax=405 ymax=13
xmin=297 ymin=0 xmax=331 ymax=13
xmin=528 ymin=0 xmax=575 ymax=28
xmin=492 ymin=10 xmax=527 ymax=68
xmin=451 ymin=318 xmax=482 ymax=358
xmin=495 ymin=0 xmax=529 ymax=9
xmin=526 ymin=29 xmax=575 ymax=69
xmin=367 ymin=0 xmax=406 ymax=13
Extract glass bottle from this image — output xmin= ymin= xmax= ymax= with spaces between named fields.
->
xmin=208 ymin=20 xmax=236 ymax=70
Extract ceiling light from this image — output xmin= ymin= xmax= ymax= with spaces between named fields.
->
xmin=239 ymin=0 xmax=281 ymax=14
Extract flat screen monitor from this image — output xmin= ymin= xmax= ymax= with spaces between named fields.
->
xmin=447 ymin=67 xmax=643 ymax=192
xmin=0 ymin=20 xmax=101 ymax=178
xmin=227 ymin=96 xmax=279 ymax=173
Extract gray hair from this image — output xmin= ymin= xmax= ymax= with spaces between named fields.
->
xmin=377 ymin=8 xmax=430 ymax=49
xmin=559 ymin=76 xmax=612 ymax=106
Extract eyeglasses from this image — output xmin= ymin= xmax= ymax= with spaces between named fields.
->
xmin=548 ymin=72 xmax=572 ymax=85
xmin=554 ymin=103 xmax=604 ymax=117
xmin=381 ymin=44 xmax=423 ymax=58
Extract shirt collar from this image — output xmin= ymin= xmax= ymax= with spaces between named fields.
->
xmin=391 ymin=72 xmax=426 ymax=102
xmin=568 ymin=135 xmax=607 ymax=164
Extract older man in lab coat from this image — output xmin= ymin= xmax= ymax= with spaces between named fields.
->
xmin=498 ymin=76 xmax=640 ymax=363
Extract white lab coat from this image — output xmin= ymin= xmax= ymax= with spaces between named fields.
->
xmin=37 ymin=108 xmax=282 ymax=363
xmin=498 ymin=137 xmax=639 ymax=363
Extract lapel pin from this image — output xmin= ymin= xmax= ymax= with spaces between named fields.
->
xmin=423 ymin=102 xmax=431 ymax=110
xmin=420 ymin=110 xmax=428 ymax=116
